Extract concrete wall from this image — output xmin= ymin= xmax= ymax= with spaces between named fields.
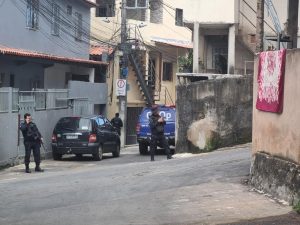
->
xmin=0 ymin=0 xmax=90 ymax=59
xmin=0 ymin=109 xmax=72 ymax=167
xmin=251 ymin=49 xmax=300 ymax=206
xmin=91 ymin=0 xmax=191 ymax=44
xmin=68 ymin=80 xmax=108 ymax=104
xmin=252 ymin=49 xmax=300 ymax=163
xmin=182 ymin=0 xmax=236 ymax=23
xmin=176 ymin=75 xmax=253 ymax=153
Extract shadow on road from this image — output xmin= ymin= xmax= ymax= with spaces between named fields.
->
xmin=219 ymin=212 xmax=300 ymax=225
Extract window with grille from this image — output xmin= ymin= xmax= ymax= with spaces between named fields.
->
xmin=175 ymin=8 xmax=183 ymax=26
xmin=163 ymin=62 xmax=173 ymax=81
xmin=96 ymin=0 xmax=115 ymax=17
xmin=51 ymin=2 xmax=60 ymax=36
xmin=75 ymin=12 xmax=83 ymax=41
xmin=26 ymin=0 xmax=39 ymax=29
xmin=67 ymin=5 xmax=72 ymax=15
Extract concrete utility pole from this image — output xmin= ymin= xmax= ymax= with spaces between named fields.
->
xmin=256 ymin=0 xmax=264 ymax=52
xmin=119 ymin=0 xmax=128 ymax=147
xmin=287 ymin=0 xmax=299 ymax=49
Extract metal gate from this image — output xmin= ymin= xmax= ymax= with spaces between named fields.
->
xmin=126 ymin=107 xmax=143 ymax=145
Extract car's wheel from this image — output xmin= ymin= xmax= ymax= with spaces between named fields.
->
xmin=112 ymin=143 xmax=120 ymax=157
xmin=93 ymin=145 xmax=103 ymax=161
xmin=139 ymin=143 xmax=148 ymax=155
xmin=52 ymin=151 xmax=62 ymax=160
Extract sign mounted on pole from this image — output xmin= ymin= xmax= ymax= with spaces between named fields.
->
xmin=126 ymin=0 xmax=148 ymax=9
xmin=116 ymin=79 xmax=127 ymax=96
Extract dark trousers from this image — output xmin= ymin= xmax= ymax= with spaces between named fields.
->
xmin=150 ymin=134 xmax=171 ymax=160
xmin=24 ymin=142 xmax=41 ymax=166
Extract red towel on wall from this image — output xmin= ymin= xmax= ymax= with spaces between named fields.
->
xmin=256 ymin=49 xmax=286 ymax=113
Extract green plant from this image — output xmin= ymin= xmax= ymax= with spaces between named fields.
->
xmin=293 ymin=201 xmax=300 ymax=214
xmin=178 ymin=50 xmax=193 ymax=73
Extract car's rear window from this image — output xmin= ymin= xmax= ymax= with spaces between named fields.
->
xmin=55 ymin=117 xmax=92 ymax=131
xmin=139 ymin=107 xmax=175 ymax=122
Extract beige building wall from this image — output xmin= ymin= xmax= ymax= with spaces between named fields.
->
xmin=252 ymin=49 xmax=300 ymax=164
xmin=91 ymin=0 xmax=192 ymax=111
xmin=182 ymin=0 xmax=236 ymax=23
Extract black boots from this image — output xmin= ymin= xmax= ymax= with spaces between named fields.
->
xmin=25 ymin=164 xmax=44 ymax=173
xmin=25 ymin=164 xmax=31 ymax=173
xmin=35 ymin=165 xmax=44 ymax=172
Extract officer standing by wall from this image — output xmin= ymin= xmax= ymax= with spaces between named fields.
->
xmin=111 ymin=112 xmax=123 ymax=136
xmin=20 ymin=113 xmax=44 ymax=173
xmin=149 ymin=105 xmax=172 ymax=161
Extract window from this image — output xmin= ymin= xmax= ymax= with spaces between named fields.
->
xmin=163 ymin=62 xmax=173 ymax=81
xmin=96 ymin=0 xmax=115 ymax=17
xmin=150 ymin=0 xmax=163 ymax=24
xmin=175 ymin=8 xmax=183 ymax=26
xmin=67 ymin=5 xmax=72 ymax=15
xmin=26 ymin=0 xmax=39 ymax=29
xmin=126 ymin=8 xmax=146 ymax=21
xmin=75 ymin=12 xmax=83 ymax=41
xmin=51 ymin=2 xmax=60 ymax=36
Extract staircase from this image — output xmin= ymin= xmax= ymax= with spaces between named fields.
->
xmin=128 ymin=51 xmax=154 ymax=105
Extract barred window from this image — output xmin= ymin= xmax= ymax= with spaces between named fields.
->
xmin=26 ymin=0 xmax=39 ymax=29
xmin=75 ymin=12 xmax=83 ymax=41
xmin=51 ymin=2 xmax=60 ymax=36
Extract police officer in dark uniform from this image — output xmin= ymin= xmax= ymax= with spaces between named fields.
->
xmin=20 ymin=113 xmax=44 ymax=173
xmin=111 ymin=113 xmax=123 ymax=136
xmin=149 ymin=105 xmax=172 ymax=161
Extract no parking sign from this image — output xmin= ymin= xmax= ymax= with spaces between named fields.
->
xmin=116 ymin=79 xmax=126 ymax=96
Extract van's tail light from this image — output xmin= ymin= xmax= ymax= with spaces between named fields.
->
xmin=89 ymin=134 xmax=97 ymax=143
xmin=136 ymin=123 xmax=141 ymax=133
xmin=51 ymin=134 xmax=57 ymax=143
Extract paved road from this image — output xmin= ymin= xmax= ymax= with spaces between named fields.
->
xmin=0 ymin=144 xmax=297 ymax=225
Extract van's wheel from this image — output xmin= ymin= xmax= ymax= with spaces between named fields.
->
xmin=112 ymin=143 xmax=120 ymax=157
xmin=139 ymin=143 xmax=148 ymax=155
xmin=93 ymin=145 xmax=103 ymax=161
xmin=52 ymin=152 xmax=62 ymax=160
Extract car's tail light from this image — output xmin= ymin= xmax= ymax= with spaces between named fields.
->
xmin=89 ymin=134 xmax=97 ymax=143
xmin=51 ymin=134 xmax=57 ymax=143
xmin=136 ymin=123 xmax=141 ymax=133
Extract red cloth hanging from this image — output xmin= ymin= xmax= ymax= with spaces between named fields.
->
xmin=256 ymin=49 xmax=286 ymax=113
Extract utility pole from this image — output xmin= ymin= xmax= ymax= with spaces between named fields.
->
xmin=256 ymin=0 xmax=264 ymax=52
xmin=119 ymin=0 xmax=128 ymax=147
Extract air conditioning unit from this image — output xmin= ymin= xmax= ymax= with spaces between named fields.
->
xmin=126 ymin=0 xmax=148 ymax=9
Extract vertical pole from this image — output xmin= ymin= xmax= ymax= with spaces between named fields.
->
xmin=119 ymin=0 xmax=128 ymax=148
xmin=287 ymin=0 xmax=299 ymax=49
xmin=193 ymin=22 xmax=199 ymax=73
xmin=228 ymin=25 xmax=236 ymax=74
xmin=256 ymin=0 xmax=264 ymax=52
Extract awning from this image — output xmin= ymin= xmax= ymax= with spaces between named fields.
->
xmin=0 ymin=45 xmax=108 ymax=66
xmin=151 ymin=37 xmax=193 ymax=49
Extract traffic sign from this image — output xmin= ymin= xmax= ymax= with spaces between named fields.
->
xmin=116 ymin=79 xmax=127 ymax=96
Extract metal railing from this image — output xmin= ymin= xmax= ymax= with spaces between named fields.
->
xmin=0 ymin=89 xmax=9 ymax=113
xmin=0 ymin=88 xmax=68 ymax=113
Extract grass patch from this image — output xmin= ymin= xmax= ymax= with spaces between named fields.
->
xmin=293 ymin=201 xmax=300 ymax=214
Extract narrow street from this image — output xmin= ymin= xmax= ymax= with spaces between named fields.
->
xmin=0 ymin=144 xmax=296 ymax=225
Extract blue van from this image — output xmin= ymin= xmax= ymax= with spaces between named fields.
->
xmin=136 ymin=105 xmax=176 ymax=155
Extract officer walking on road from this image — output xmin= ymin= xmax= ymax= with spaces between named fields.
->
xmin=20 ymin=113 xmax=44 ymax=173
xmin=111 ymin=113 xmax=123 ymax=136
xmin=149 ymin=105 xmax=172 ymax=161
